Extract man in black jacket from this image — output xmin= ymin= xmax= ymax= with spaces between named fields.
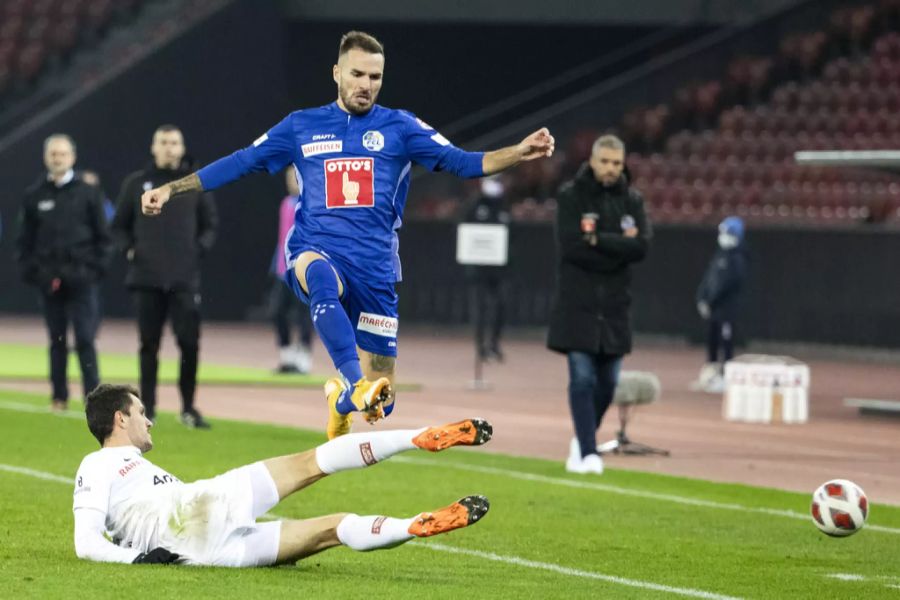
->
xmin=112 ymin=125 xmax=218 ymax=427
xmin=547 ymin=135 xmax=651 ymax=475
xmin=16 ymin=134 xmax=111 ymax=411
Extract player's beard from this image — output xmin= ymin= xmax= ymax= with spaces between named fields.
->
xmin=340 ymin=84 xmax=376 ymax=115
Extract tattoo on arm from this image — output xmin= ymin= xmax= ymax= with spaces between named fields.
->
xmin=369 ymin=354 xmax=396 ymax=374
xmin=166 ymin=173 xmax=203 ymax=196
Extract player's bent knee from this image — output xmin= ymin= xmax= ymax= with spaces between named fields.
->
xmin=294 ymin=252 xmax=343 ymax=297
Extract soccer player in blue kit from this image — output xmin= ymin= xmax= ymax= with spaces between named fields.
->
xmin=141 ymin=31 xmax=555 ymax=439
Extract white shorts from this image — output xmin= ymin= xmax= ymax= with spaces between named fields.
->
xmin=162 ymin=462 xmax=282 ymax=567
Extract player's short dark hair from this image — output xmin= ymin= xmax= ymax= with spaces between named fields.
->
xmin=338 ymin=31 xmax=384 ymax=58
xmin=85 ymin=384 xmax=139 ymax=446
xmin=154 ymin=124 xmax=181 ymax=136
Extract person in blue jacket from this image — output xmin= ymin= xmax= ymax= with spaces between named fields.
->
xmin=694 ymin=216 xmax=748 ymax=393
xmin=138 ymin=31 xmax=555 ymax=438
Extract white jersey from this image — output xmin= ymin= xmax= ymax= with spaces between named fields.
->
xmin=73 ymin=446 xmax=182 ymax=555
xmin=73 ymin=446 xmax=273 ymax=566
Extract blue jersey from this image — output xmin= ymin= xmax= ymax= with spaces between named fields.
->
xmin=197 ymin=102 xmax=484 ymax=282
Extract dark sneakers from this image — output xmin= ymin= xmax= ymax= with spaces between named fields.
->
xmin=180 ymin=409 xmax=211 ymax=429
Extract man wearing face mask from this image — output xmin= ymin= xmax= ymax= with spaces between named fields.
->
xmin=694 ymin=217 xmax=747 ymax=393
xmin=16 ymin=134 xmax=111 ymax=411
xmin=463 ymin=177 xmax=511 ymax=363
xmin=547 ymin=134 xmax=651 ymax=475
xmin=112 ymin=125 xmax=218 ymax=427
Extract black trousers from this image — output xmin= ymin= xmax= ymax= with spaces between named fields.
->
xmin=40 ymin=283 xmax=100 ymax=401
xmin=134 ymin=289 xmax=200 ymax=416
xmin=469 ymin=278 xmax=506 ymax=355
xmin=270 ymin=276 xmax=312 ymax=348
xmin=706 ymin=318 xmax=735 ymax=364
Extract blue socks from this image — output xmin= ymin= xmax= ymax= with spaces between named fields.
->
xmin=306 ymin=260 xmax=362 ymax=413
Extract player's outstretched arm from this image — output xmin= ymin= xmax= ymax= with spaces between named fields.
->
xmin=482 ymin=127 xmax=555 ymax=175
xmin=74 ymin=507 xmax=144 ymax=563
xmin=141 ymin=173 xmax=203 ymax=216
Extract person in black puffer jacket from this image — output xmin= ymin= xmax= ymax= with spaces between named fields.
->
xmin=16 ymin=134 xmax=111 ymax=411
xmin=547 ymin=134 xmax=651 ymax=475
xmin=112 ymin=125 xmax=218 ymax=427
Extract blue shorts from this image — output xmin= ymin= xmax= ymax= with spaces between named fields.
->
xmin=284 ymin=251 xmax=399 ymax=358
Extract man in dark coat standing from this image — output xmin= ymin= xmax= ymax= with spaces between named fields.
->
xmin=463 ymin=176 xmax=512 ymax=362
xmin=547 ymin=134 xmax=651 ymax=475
xmin=112 ymin=125 xmax=218 ymax=427
xmin=16 ymin=134 xmax=111 ymax=411
xmin=693 ymin=216 xmax=747 ymax=393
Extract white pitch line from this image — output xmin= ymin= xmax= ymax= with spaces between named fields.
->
xmin=826 ymin=573 xmax=866 ymax=581
xmin=0 ymin=464 xmax=743 ymax=600
xmin=391 ymin=456 xmax=900 ymax=535
xmin=0 ymin=463 xmax=72 ymax=484
xmin=411 ymin=541 xmax=743 ymax=600
xmin=0 ymin=400 xmax=84 ymax=419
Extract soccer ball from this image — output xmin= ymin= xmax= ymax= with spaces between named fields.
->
xmin=810 ymin=479 xmax=869 ymax=537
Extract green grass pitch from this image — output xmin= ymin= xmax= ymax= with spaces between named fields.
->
xmin=0 ymin=342 xmax=417 ymax=391
xmin=1 ymin=389 xmax=898 ymax=599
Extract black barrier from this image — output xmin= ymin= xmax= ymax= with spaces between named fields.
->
xmin=398 ymin=220 xmax=900 ymax=348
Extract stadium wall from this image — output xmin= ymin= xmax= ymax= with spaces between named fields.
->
xmin=398 ymin=221 xmax=900 ymax=349
xmin=0 ymin=0 xmax=291 ymax=320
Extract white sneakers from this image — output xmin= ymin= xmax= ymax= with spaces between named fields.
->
xmin=690 ymin=363 xmax=724 ymax=393
xmin=294 ymin=345 xmax=312 ymax=374
xmin=565 ymin=437 xmax=604 ymax=475
xmin=276 ymin=345 xmax=313 ymax=374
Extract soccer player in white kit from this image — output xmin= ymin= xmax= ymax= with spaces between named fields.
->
xmin=73 ymin=384 xmax=492 ymax=567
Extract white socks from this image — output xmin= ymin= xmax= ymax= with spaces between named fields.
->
xmin=318 ymin=429 xmax=431 ymax=550
xmin=314 ymin=428 xmax=426 ymax=474
xmin=336 ymin=514 xmax=416 ymax=551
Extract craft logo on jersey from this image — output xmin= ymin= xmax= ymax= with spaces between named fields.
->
xmin=324 ymin=157 xmax=375 ymax=208
xmin=362 ymin=130 xmax=384 ymax=152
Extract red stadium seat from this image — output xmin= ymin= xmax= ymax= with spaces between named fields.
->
xmin=2 ymin=0 xmax=30 ymax=19
xmin=16 ymin=42 xmax=46 ymax=81
xmin=86 ymin=0 xmax=115 ymax=31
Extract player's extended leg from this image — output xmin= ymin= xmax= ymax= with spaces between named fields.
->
xmin=262 ymin=418 xmax=492 ymax=501
xmin=293 ymin=252 xmax=391 ymax=439
xmin=273 ymin=495 xmax=490 ymax=564
xmin=238 ymin=420 xmax=491 ymax=567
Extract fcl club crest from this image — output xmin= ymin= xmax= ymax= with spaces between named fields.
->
xmin=362 ymin=130 xmax=384 ymax=152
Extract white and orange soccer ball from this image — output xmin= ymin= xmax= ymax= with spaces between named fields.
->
xmin=811 ymin=479 xmax=869 ymax=537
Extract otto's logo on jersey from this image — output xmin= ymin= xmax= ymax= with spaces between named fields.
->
xmin=362 ymin=130 xmax=384 ymax=152
xmin=324 ymin=158 xmax=375 ymax=208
